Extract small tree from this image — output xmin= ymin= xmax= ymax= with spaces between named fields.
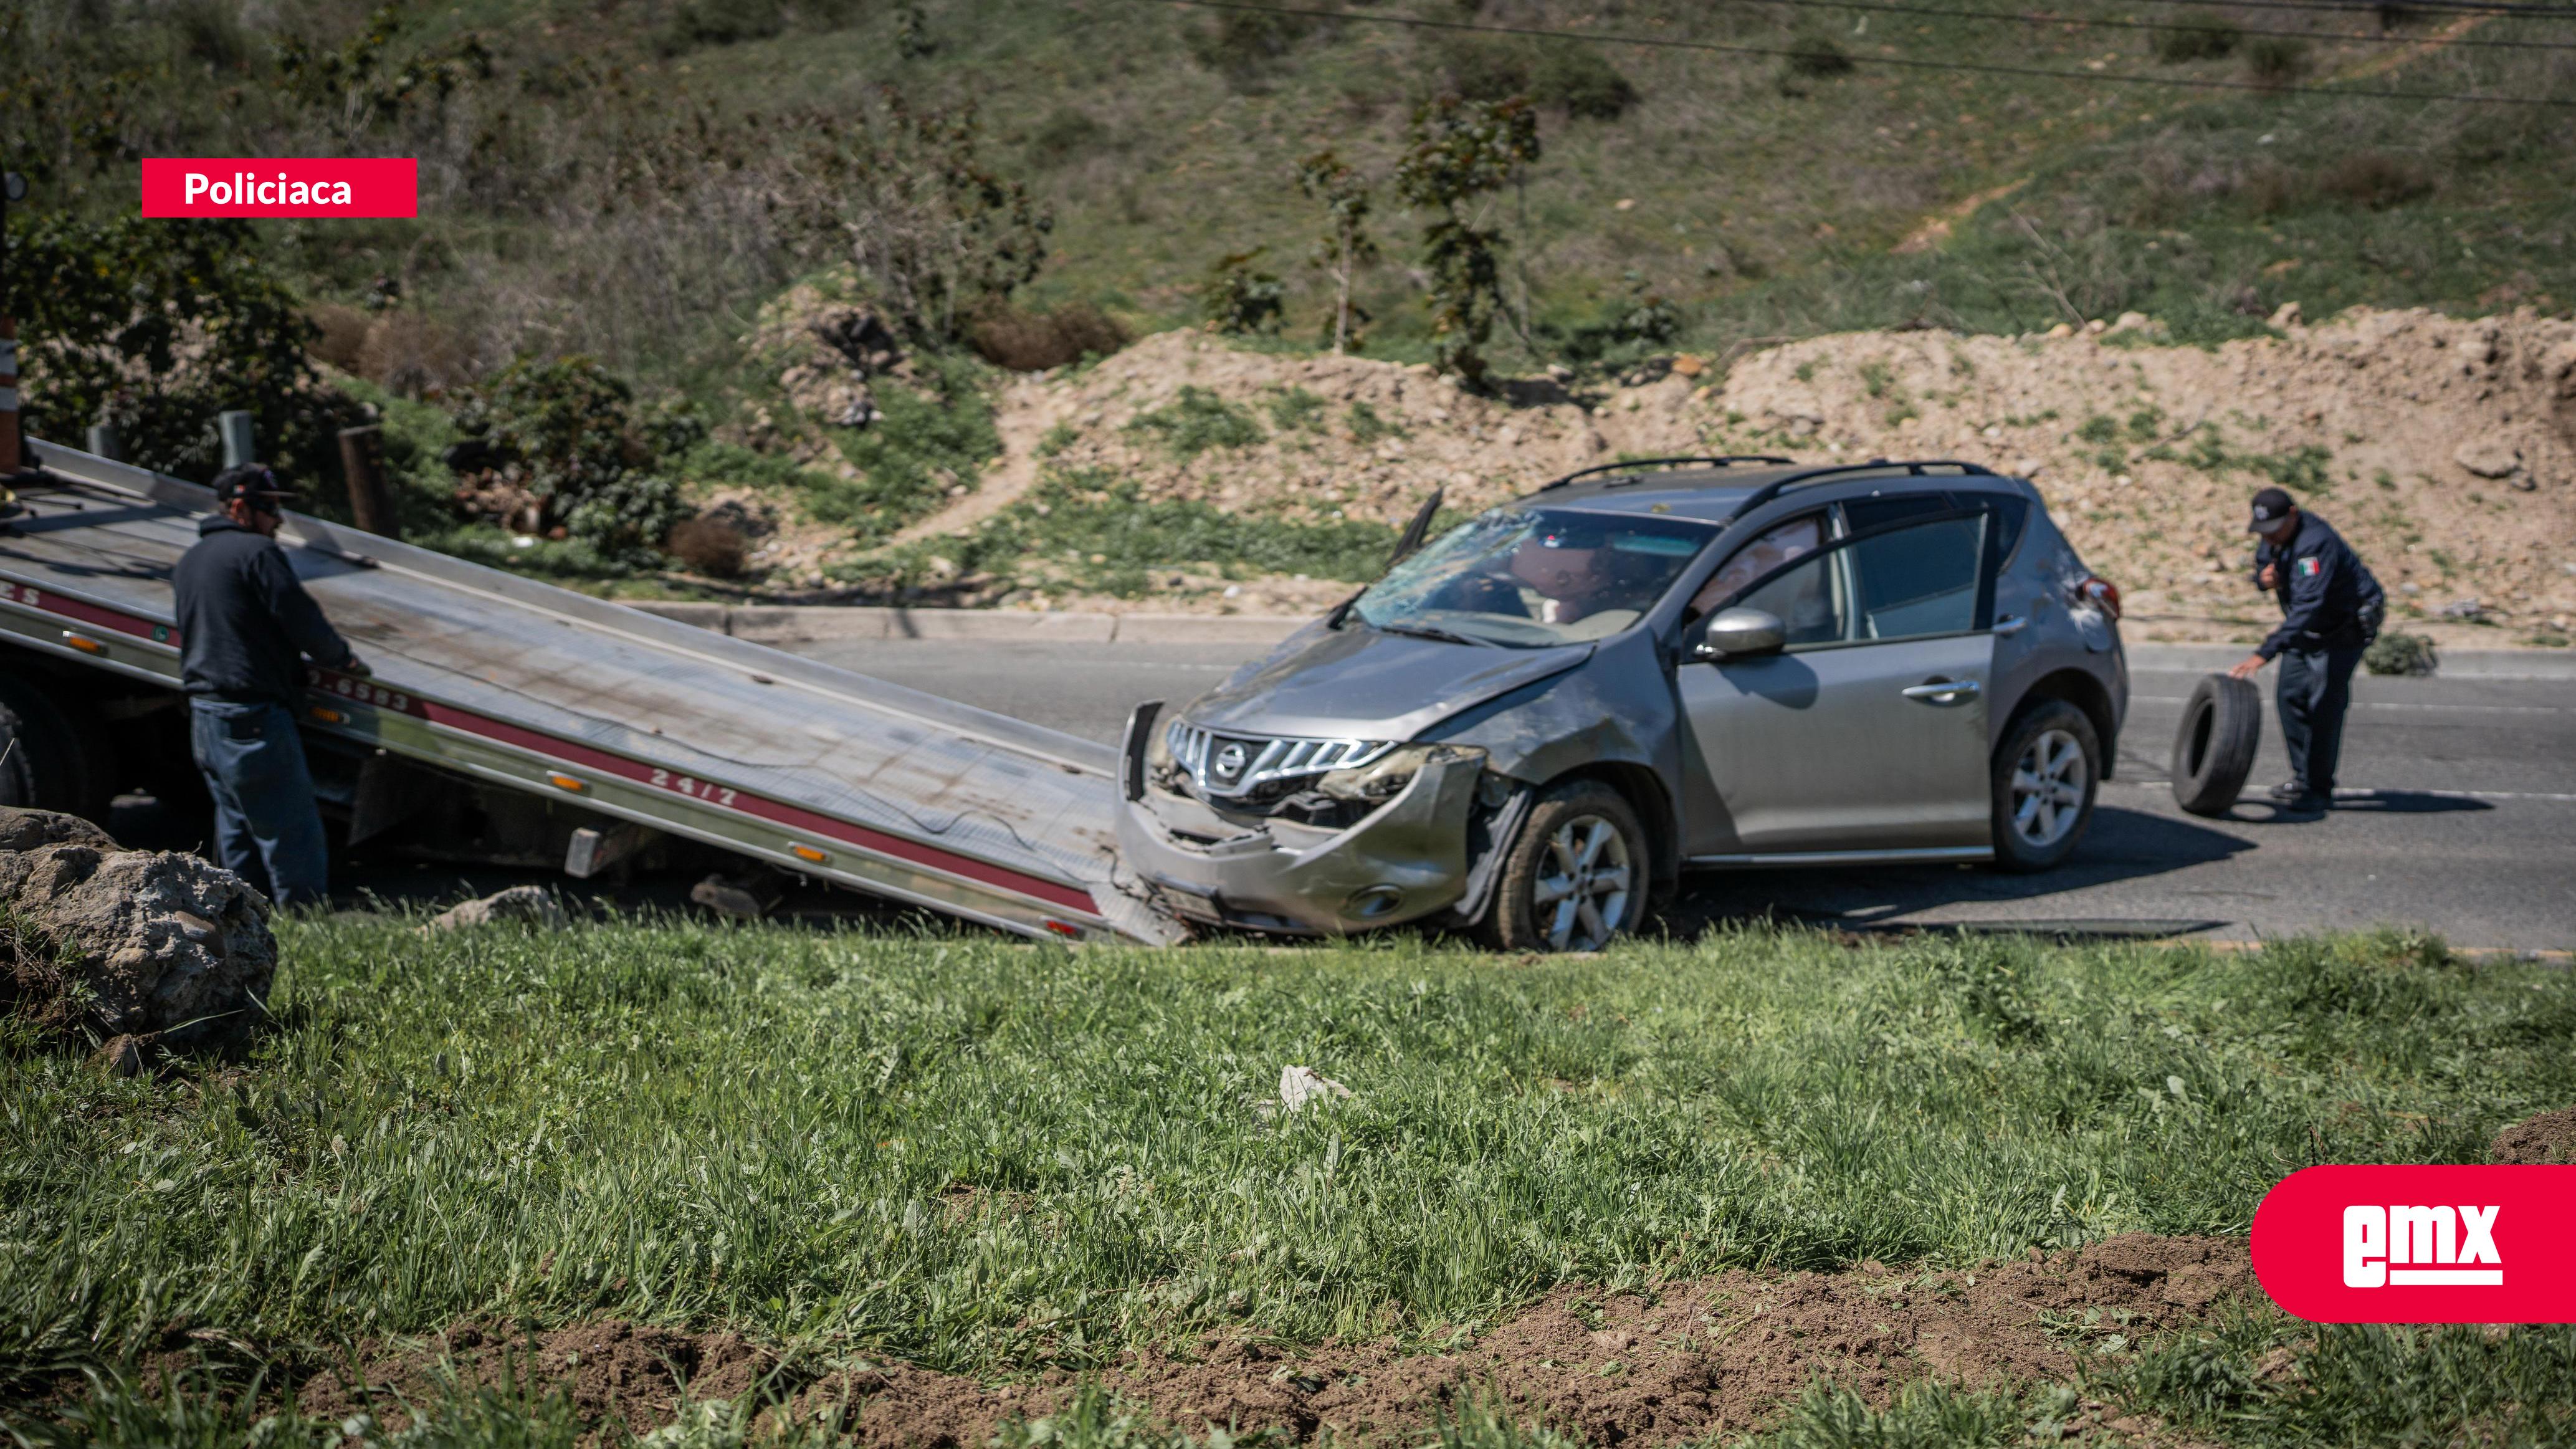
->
xmin=1201 ymin=249 xmax=1286 ymax=335
xmin=1297 ymin=150 xmax=1378 ymax=354
xmin=1393 ymin=95 xmax=1540 ymax=390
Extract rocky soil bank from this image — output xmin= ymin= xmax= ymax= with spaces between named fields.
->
xmin=847 ymin=308 xmax=2575 ymax=643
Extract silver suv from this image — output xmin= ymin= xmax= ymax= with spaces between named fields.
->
xmin=1117 ymin=459 xmax=2127 ymax=950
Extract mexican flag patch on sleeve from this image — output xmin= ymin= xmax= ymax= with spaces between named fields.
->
xmin=2298 ymin=556 xmax=2321 ymax=577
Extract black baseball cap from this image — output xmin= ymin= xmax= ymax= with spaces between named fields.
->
xmin=2246 ymin=487 xmax=2296 ymax=532
xmin=212 ymin=465 xmax=297 ymax=511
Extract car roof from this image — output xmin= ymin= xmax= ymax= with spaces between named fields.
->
xmin=1521 ymin=459 xmax=2019 ymax=524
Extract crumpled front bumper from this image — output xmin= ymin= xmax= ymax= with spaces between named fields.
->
xmin=1115 ymin=747 xmax=1486 ymax=935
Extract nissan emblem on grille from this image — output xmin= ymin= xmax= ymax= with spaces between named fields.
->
xmin=1213 ymin=741 xmax=1249 ymax=783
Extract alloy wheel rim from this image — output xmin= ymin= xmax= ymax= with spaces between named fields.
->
xmin=2011 ymin=727 xmax=2089 ymax=848
xmin=1532 ymin=814 xmax=1633 ymax=951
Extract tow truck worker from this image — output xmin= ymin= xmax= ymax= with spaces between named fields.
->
xmin=2226 ymin=486 xmax=2383 ymax=814
xmin=171 ymin=466 xmax=369 ymax=909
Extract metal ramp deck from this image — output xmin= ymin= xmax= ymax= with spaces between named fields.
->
xmin=0 ymin=439 xmax=1181 ymax=944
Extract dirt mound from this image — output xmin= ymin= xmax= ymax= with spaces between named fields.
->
xmin=293 ymin=1236 xmax=2249 ymax=1445
xmin=298 ymin=1319 xmax=774 ymax=1435
xmin=925 ymin=310 xmax=2575 ymax=643
xmin=2491 ymin=1105 xmax=2576 ymax=1164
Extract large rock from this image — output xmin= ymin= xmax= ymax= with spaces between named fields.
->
xmin=0 ymin=808 xmax=276 ymax=1050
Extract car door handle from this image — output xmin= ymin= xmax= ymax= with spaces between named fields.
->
xmin=1992 ymin=615 xmax=2030 ymax=636
xmin=1902 ymin=679 xmax=1980 ymax=703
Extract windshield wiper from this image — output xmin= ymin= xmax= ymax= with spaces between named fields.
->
xmin=1373 ymin=621 xmax=1494 ymax=648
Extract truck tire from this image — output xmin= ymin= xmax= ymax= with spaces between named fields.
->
xmin=2170 ymin=673 xmax=2261 ymax=818
xmin=0 ymin=673 xmax=108 ymax=820
xmin=1479 ymin=779 xmax=1647 ymax=953
xmin=1990 ymin=699 xmax=2101 ymax=873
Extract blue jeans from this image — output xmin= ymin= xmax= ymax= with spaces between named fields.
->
xmin=2278 ymin=646 xmax=2364 ymax=796
xmin=189 ymin=699 xmax=330 ymax=910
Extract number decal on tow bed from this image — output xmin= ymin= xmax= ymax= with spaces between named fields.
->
xmin=649 ymin=768 xmax=738 ymax=806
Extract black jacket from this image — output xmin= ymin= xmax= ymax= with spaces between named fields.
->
xmin=171 ymin=517 xmax=355 ymax=704
xmin=2252 ymin=512 xmax=2383 ymax=660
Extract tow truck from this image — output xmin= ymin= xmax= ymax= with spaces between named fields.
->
xmin=0 ymin=438 xmax=1184 ymax=944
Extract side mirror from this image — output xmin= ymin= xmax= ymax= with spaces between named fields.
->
xmin=1694 ymin=607 xmax=1787 ymax=661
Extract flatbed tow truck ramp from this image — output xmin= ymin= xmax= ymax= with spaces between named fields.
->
xmin=0 ymin=440 xmax=1183 ymax=945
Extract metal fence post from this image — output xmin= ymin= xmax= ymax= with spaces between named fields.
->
xmin=218 ymin=410 xmax=255 ymax=469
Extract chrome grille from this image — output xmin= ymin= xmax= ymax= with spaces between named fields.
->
xmin=1165 ymin=720 xmax=1397 ymax=800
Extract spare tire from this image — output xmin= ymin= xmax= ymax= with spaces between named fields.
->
xmin=2170 ymin=673 xmax=2261 ymax=817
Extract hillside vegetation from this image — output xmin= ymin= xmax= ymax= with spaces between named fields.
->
xmin=12 ymin=0 xmax=2575 ymax=629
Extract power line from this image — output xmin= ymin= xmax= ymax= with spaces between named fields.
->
xmin=1754 ymin=0 xmax=2576 ymax=49
xmin=1149 ymin=0 xmax=2576 ymax=105
xmin=2060 ymin=0 xmax=2576 ymax=18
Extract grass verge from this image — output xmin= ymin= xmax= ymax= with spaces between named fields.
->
xmin=4 ymin=924 xmax=2570 ymax=1443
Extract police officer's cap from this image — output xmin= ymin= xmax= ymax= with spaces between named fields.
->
xmin=212 ymin=465 xmax=298 ymax=512
xmin=2246 ymin=486 xmax=2296 ymax=532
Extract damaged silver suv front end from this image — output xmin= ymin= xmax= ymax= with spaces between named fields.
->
xmin=1115 ymin=705 xmax=1510 ymax=935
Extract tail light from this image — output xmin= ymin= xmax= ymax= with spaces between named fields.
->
xmin=2079 ymin=575 xmax=2122 ymax=621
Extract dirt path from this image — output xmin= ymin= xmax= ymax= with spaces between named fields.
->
xmin=890 ymin=374 xmax=1068 ymax=546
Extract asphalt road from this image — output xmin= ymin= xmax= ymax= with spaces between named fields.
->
xmin=790 ymin=638 xmax=2576 ymax=951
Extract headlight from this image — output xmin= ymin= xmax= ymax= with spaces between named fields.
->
xmin=1317 ymin=744 xmax=1482 ymax=803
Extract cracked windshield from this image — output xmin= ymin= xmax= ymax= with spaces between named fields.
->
xmin=1353 ymin=508 xmax=1714 ymax=647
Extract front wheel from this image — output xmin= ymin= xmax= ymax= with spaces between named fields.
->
xmin=1990 ymin=701 xmax=2101 ymax=873
xmin=1480 ymin=780 xmax=1648 ymax=952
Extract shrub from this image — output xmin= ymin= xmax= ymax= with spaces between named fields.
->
xmin=2321 ymin=151 xmax=2435 ymax=209
xmin=2365 ymin=631 xmax=2438 ymax=677
xmin=2154 ymin=13 xmax=2240 ymax=62
xmin=652 ymin=0 xmax=784 ymax=56
xmin=2244 ymin=37 xmax=2308 ymax=88
xmin=1028 ymin=105 xmax=1108 ymax=166
xmin=965 ymin=301 xmax=1130 ymax=371
xmin=1201 ymin=251 xmax=1286 ymax=336
xmin=448 ymin=356 xmax=699 ymax=565
xmin=1438 ymin=37 xmax=1639 ymax=118
xmin=664 ymin=516 xmax=748 ymax=578
xmin=1186 ymin=7 xmax=1329 ymax=89
xmin=1785 ymin=36 xmax=1854 ymax=77
xmin=15 ymin=215 xmax=361 ymax=488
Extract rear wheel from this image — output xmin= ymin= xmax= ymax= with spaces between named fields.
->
xmin=1481 ymin=780 xmax=1647 ymax=952
xmin=0 ymin=672 xmax=110 ymax=821
xmin=1990 ymin=700 xmax=2100 ymax=873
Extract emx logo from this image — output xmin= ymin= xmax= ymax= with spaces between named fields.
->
xmin=2343 ymin=1204 xmax=2501 ymax=1287
xmin=2253 ymin=1165 xmax=2574 ymax=1322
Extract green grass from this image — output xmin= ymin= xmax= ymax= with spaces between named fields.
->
xmin=844 ymin=467 xmax=1404 ymax=598
xmin=8 ymin=922 xmax=2570 ymax=1396
xmin=1121 ymin=388 xmax=1267 ymax=461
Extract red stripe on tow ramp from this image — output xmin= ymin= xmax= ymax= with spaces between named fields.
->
xmin=13 ymin=590 xmax=1100 ymax=918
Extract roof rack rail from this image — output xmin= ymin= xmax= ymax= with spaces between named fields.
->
xmin=1538 ymin=455 xmax=1795 ymax=491
xmin=1724 ymin=459 xmax=1998 ymax=521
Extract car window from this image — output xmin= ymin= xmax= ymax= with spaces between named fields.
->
xmin=1691 ymin=512 xmax=1825 ymax=616
xmin=1727 ymin=513 xmax=1988 ymax=649
xmin=1843 ymin=492 xmax=1955 ymax=535
xmin=1735 ymin=545 xmax=1852 ymax=647
xmin=1354 ymin=506 xmax=1716 ymax=648
xmin=1850 ymin=514 xmax=1987 ymax=639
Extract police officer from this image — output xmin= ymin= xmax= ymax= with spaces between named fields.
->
xmin=2226 ymin=487 xmax=2383 ymax=813
xmin=171 ymin=466 xmax=369 ymax=908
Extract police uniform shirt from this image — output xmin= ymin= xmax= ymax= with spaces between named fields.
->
xmin=2251 ymin=512 xmax=2383 ymax=661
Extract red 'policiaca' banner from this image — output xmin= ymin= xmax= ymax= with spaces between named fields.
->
xmin=2251 ymin=1164 xmax=2576 ymax=1322
xmin=141 ymin=158 xmax=417 ymax=218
